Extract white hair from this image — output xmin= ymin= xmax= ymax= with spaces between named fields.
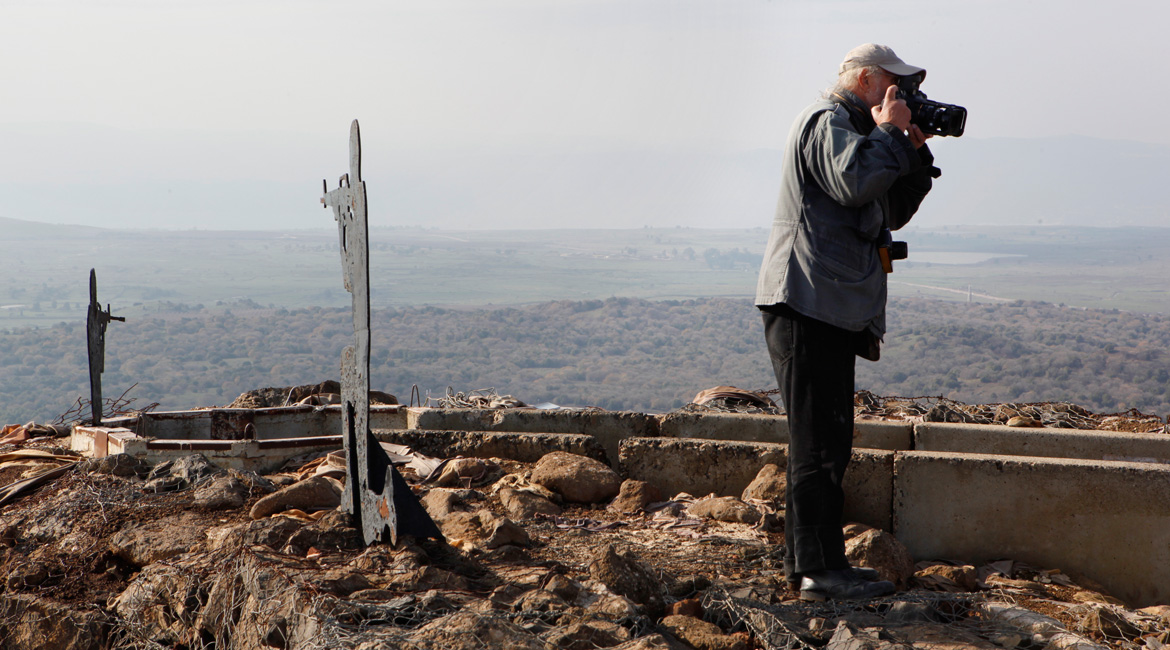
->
xmin=834 ymin=64 xmax=882 ymax=95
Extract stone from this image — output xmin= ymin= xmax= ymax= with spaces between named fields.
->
xmin=611 ymin=634 xmax=678 ymax=650
xmin=249 ymin=476 xmax=342 ymax=520
xmin=209 ymin=517 xmax=304 ymax=552
xmin=147 ymin=454 xmax=224 ymax=487
xmin=823 ymin=621 xmax=889 ymax=650
xmin=438 ymin=510 xmax=529 ymax=550
xmin=281 ymin=511 xmax=363 ymax=555
xmin=659 ymin=615 xmax=748 ymax=650
xmin=686 ymin=496 xmax=761 ymax=524
xmin=1076 ymin=605 xmax=1142 ymax=640
xmin=843 ymin=522 xmax=875 ymax=541
xmin=109 ymin=511 xmax=207 ymax=566
xmin=1073 ymin=590 xmax=1127 ymax=607
xmin=741 ymin=463 xmax=786 ymax=504
xmin=429 ymin=457 xmax=502 ymax=488
xmin=406 ymin=611 xmax=543 ymax=650
xmin=586 ymin=593 xmax=640 ymax=620
xmin=588 ymin=544 xmax=666 ymax=618
xmin=914 ymin=564 xmax=978 ymax=592
xmin=531 ymin=451 xmax=622 ymax=504
xmin=419 ymin=488 xmax=480 ymax=522
xmin=78 ymin=453 xmax=148 ymax=477
xmin=845 ymin=528 xmax=916 ymax=589
xmin=1139 ymin=605 xmax=1170 ymax=622
xmin=514 ymin=589 xmax=569 ymax=613
xmin=5 ymin=561 xmax=49 ymax=590
xmin=667 ymin=598 xmax=703 ymax=617
xmin=610 ymin=479 xmax=663 ymax=514
xmin=545 ymin=620 xmax=631 ymax=650
xmin=317 ymin=570 xmax=372 ymax=597
xmin=193 ymin=475 xmax=249 ymax=510
xmin=0 ymin=594 xmax=109 ymax=650
xmin=498 ymin=487 xmax=562 ymax=520
xmin=545 ymin=574 xmax=581 ymax=603
xmin=668 ymin=574 xmax=712 ymax=599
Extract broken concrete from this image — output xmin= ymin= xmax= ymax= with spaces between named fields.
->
xmin=405 ymin=407 xmax=659 ymax=462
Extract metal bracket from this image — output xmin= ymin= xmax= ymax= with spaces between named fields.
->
xmin=85 ymin=269 xmax=125 ymax=426
xmin=322 ymin=120 xmax=396 ymax=546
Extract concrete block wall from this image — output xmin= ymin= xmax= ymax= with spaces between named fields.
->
xmin=895 ymin=451 xmax=1170 ymax=607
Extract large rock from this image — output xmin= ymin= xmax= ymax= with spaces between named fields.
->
xmin=208 ymin=517 xmax=304 ymax=552
xmin=845 ymin=529 xmax=916 ymax=589
xmin=249 ymin=476 xmax=342 ymax=520
xmin=420 ymin=488 xmax=480 ymax=522
xmin=147 ymin=454 xmax=223 ymax=487
xmin=545 ymin=620 xmax=631 ymax=650
xmin=194 ymin=475 xmax=249 ymax=510
xmin=78 ymin=453 xmax=149 ymax=478
xmin=428 ymin=457 xmax=503 ymax=488
xmin=610 ymin=479 xmax=663 ymax=514
xmin=438 ymin=510 xmax=529 ymax=550
xmin=498 ymin=487 xmax=561 ymax=520
xmin=0 ymin=594 xmax=111 ymax=649
xmin=659 ymin=615 xmax=749 ymax=650
xmin=914 ymin=564 xmax=978 ymax=592
xmin=588 ymin=544 xmax=666 ymax=618
xmin=741 ymin=463 xmax=786 ymax=504
xmin=407 ymin=611 xmax=543 ymax=650
xmin=109 ymin=512 xmax=207 ymax=566
xmin=531 ymin=452 xmax=622 ymax=504
xmin=686 ymin=497 xmax=761 ymax=524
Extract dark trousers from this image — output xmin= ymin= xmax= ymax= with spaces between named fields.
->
xmin=760 ymin=304 xmax=857 ymax=577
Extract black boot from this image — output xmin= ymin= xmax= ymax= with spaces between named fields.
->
xmin=799 ymin=569 xmax=895 ymax=602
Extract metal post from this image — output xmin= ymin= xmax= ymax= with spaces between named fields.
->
xmin=321 ymin=120 xmax=397 ymax=545
xmin=85 ymin=269 xmax=125 ymax=426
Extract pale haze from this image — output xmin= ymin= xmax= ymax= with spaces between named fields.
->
xmin=1 ymin=0 xmax=1165 ymax=230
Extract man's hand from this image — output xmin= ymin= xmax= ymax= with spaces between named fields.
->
xmin=908 ymin=124 xmax=933 ymax=149
xmin=871 ymin=85 xmax=911 ymax=131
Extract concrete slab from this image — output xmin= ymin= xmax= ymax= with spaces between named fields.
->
xmin=618 ymin=437 xmax=894 ymax=530
xmin=894 ymin=451 xmax=1170 ymax=607
xmin=373 ymin=429 xmax=608 ymax=465
xmin=656 ymin=412 xmax=784 ymax=443
xmin=405 ymin=408 xmax=658 ymax=464
xmin=914 ymin=422 xmax=1170 ymax=463
xmin=654 ymin=412 xmax=910 ymax=451
xmin=854 ymin=420 xmax=913 ymax=451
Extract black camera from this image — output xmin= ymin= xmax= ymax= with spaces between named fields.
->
xmin=878 ymin=229 xmax=907 ymax=273
xmin=896 ymin=74 xmax=966 ymax=137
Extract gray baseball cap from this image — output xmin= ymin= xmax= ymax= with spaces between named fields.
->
xmin=839 ymin=43 xmax=926 ymax=80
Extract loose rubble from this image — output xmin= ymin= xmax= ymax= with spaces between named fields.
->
xmin=0 ymin=435 xmax=1168 ymax=649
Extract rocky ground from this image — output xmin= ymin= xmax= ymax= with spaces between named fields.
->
xmin=0 ymin=427 xmax=1168 ymax=650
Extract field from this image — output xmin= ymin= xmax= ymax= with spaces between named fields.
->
xmin=4 ymin=220 xmax=1170 ymax=332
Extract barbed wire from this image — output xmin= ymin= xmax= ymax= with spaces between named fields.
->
xmin=53 ymin=383 xmax=159 ymax=427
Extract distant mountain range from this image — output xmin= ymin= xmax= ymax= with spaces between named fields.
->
xmin=0 ymin=124 xmax=1166 ymax=230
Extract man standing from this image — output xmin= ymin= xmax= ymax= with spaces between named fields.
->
xmin=755 ymin=44 xmax=938 ymax=601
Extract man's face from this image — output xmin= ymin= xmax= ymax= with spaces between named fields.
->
xmin=863 ymin=68 xmax=900 ymax=108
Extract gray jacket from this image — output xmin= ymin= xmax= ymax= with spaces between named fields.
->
xmin=755 ymin=89 xmax=935 ymax=339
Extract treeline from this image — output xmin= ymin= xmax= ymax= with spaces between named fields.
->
xmin=0 ymin=297 xmax=1167 ymax=425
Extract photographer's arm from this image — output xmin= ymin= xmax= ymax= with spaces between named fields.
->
xmin=887 ymin=143 xmax=937 ymax=230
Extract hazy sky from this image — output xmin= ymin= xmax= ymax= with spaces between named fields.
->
xmin=1 ymin=0 xmax=1166 ymax=229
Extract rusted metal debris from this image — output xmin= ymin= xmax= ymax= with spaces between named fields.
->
xmin=86 ymin=269 xmax=125 ymax=426
xmin=322 ymin=120 xmax=440 ymax=546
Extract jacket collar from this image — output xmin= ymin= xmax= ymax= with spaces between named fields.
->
xmin=830 ymin=88 xmax=877 ymax=133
